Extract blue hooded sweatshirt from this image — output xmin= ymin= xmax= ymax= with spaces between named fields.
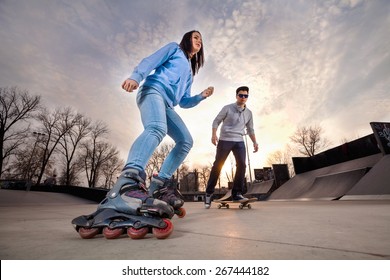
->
xmin=129 ymin=42 xmax=205 ymax=108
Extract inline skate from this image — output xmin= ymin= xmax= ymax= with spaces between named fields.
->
xmin=149 ymin=175 xmax=186 ymax=218
xmin=72 ymin=169 xmax=175 ymax=239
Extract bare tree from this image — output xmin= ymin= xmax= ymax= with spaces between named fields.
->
xmin=78 ymin=121 xmax=110 ymax=188
xmin=9 ymin=133 xmax=48 ymax=181
xmin=141 ymin=142 xmax=194 ymax=188
xmin=57 ymin=113 xmax=91 ymax=186
xmin=196 ymin=165 xmax=211 ymax=191
xmin=0 ymin=87 xmax=41 ymax=177
xmin=34 ymin=107 xmax=81 ymax=185
xmin=101 ymin=152 xmax=124 ymax=189
xmin=144 ymin=143 xmax=174 ymax=181
xmin=267 ymin=150 xmax=287 ymax=166
xmin=177 ymin=163 xmax=190 ymax=182
xmin=266 ymin=144 xmax=295 ymax=177
xmin=81 ymin=140 xmax=122 ymax=188
xmin=290 ymin=124 xmax=331 ymax=157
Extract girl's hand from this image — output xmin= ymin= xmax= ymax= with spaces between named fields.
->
xmin=202 ymin=86 xmax=214 ymax=98
xmin=122 ymin=79 xmax=139 ymax=93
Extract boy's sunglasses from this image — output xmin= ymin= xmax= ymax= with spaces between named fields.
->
xmin=238 ymin=94 xmax=249 ymax=99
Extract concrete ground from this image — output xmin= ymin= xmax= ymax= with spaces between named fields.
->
xmin=1 ymin=189 xmax=390 ymax=260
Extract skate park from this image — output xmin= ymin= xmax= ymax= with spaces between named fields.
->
xmin=0 ymin=123 xmax=390 ymax=260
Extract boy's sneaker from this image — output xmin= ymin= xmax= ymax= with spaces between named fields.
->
xmin=204 ymin=194 xmax=213 ymax=209
xmin=232 ymin=193 xmax=249 ymax=202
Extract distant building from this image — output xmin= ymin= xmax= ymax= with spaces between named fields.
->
xmin=179 ymin=171 xmax=199 ymax=193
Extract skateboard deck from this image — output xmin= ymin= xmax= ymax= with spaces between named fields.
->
xmin=214 ymin=197 xmax=257 ymax=209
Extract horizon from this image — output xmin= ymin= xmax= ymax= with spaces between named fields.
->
xmin=1 ymin=0 xmax=389 ymax=183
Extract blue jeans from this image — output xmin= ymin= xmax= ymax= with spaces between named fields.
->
xmin=124 ymin=88 xmax=193 ymax=179
xmin=206 ymin=140 xmax=247 ymax=196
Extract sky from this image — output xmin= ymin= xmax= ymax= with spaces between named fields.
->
xmin=0 ymin=0 xmax=389 ymax=180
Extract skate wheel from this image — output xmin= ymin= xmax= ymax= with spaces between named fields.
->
xmin=103 ymin=227 xmax=124 ymax=239
xmin=152 ymin=218 xmax=174 ymax=239
xmin=78 ymin=227 xmax=99 ymax=239
xmin=248 ymin=204 xmax=252 ymax=209
xmin=176 ymin=207 xmax=186 ymax=218
xmin=239 ymin=204 xmax=243 ymax=209
xmin=127 ymin=227 xmax=148 ymax=239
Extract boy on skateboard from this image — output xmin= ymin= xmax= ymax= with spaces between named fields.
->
xmin=205 ymin=86 xmax=258 ymax=209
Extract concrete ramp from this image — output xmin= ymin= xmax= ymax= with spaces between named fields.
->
xmin=268 ymin=153 xmax=382 ymax=200
xmin=216 ymin=189 xmax=232 ymax=201
xmin=295 ymin=168 xmax=368 ymax=200
xmin=246 ymin=180 xmax=274 ymax=195
xmin=267 ymin=170 xmax=322 ymax=200
xmin=0 ymin=189 xmax=95 ymax=206
xmin=341 ymin=155 xmax=390 ymax=200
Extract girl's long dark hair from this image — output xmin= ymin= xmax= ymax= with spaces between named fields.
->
xmin=179 ymin=30 xmax=204 ymax=76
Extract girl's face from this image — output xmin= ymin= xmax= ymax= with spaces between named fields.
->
xmin=191 ymin=32 xmax=202 ymax=54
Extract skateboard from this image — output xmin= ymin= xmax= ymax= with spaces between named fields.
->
xmin=214 ymin=197 xmax=257 ymax=209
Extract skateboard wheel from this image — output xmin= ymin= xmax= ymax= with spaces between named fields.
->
xmin=217 ymin=204 xmax=221 ymax=209
xmin=248 ymin=204 xmax=252 ymax=209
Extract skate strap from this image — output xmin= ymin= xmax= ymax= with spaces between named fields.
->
xmin=120 ymin=184 xmax=141 ymax=195
xmin=123 ymin=171 xmax=145 ymax=184
xmin=152 ymin=186 xmax=168 ymax=198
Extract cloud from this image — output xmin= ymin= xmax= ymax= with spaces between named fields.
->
xmin=0 ymin=0 xmax=389 ymax=174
